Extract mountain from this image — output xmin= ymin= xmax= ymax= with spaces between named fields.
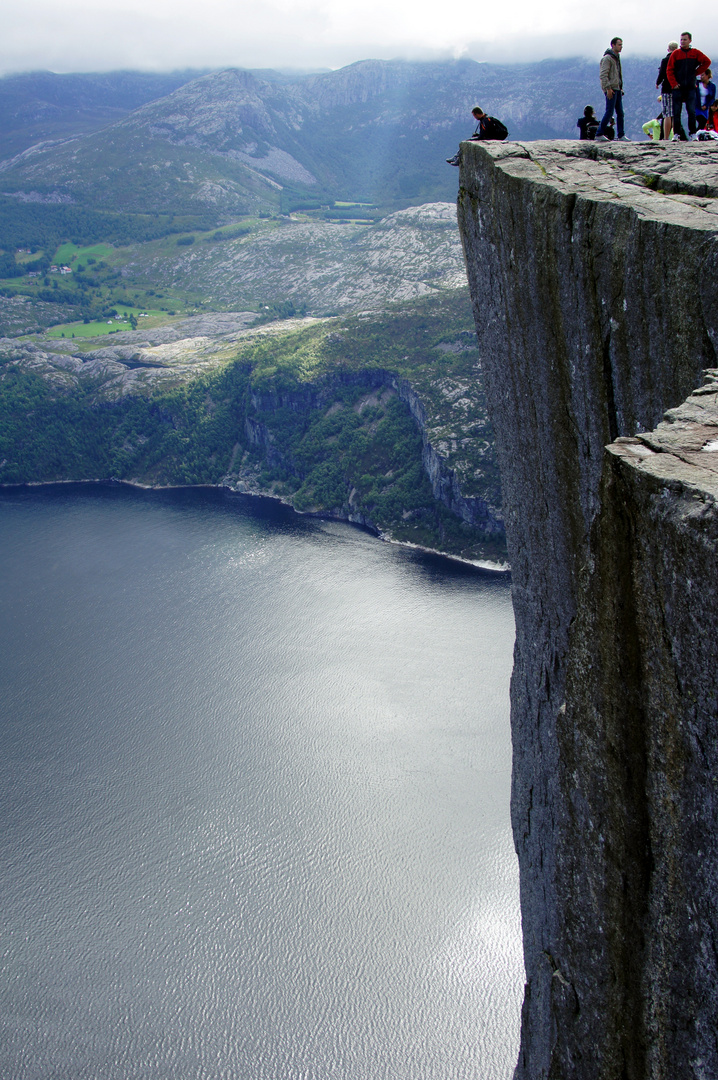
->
xmin=0 ymin=57 xmax=666 ymax=218
xmin=0 ymin=70 xmax=211 ymax=159
xmin=0 ymin=200 xmax=465 ymax=336
xmin=122 ymin=202 xmax=466 ymax=316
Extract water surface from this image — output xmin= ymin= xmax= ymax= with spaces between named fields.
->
xmin=0 ymin=486 xmax=521 ymax=1080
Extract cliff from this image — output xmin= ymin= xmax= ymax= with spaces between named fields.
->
xmin=238 ymin=368 xmax=503 ymax=540
xmin=457 ymin=141 xmax=718 ymax=1079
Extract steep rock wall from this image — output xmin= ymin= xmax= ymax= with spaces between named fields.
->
xmin=457 ymin=142 xmax=718 ymax=1079
xmin=240 ymin=370 xmax=503 ymax=535
xmin=392 ymin=374 xmax=503 ymax=533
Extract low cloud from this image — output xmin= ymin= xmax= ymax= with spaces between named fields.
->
xmin=1 ymin=0 xmax=715 ymax=75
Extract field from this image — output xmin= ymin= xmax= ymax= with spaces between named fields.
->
xmin=43 ymin=307 xmax=171 ymax=339
xmin=52 ymin=242 xmax=115 ymax=266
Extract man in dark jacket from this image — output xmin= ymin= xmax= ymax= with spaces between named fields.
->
xmin=469 ymin=107 xmax=508 ymax=141
xmin=596 ymin=38 xmax=630 ymax=141
xmin=445 ymin=106 xmax=507 ymax=165
xmin=667 ymin=32 xmax=711 ymax=139
xmin=577 ymin=105 xmax=600 ymax=139
xmin=657 ymin=40 xmax=679 ymax=140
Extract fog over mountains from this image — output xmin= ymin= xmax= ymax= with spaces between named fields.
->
xmin=1 ymin=57 xmax=663 ymax=215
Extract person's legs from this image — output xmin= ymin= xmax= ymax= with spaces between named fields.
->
xmin=672 ymin=88 xmax=687 ymax=139
xmin=685 ymin=89 xmax=697 ymax=135
xmin=614 ymin=90 xmax=625 ymax=138
xmin=597 ymin=92 xmax=616 ymax=137
xmin=662 ymin=93 xmax=674 ymax=139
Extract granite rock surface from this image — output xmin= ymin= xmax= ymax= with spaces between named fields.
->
xmin=457 ymin=142 xmax=718 ymax=1079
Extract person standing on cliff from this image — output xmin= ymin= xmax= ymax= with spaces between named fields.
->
xmin=667 ymin=32 xmax=711 ymax=140
xmin=656 ymin=40 xmax=679 ymax=140
xmin=595 ymin=37 xmax=630 ymax=141
xmin=694 ymin=68 xmax=716 ymax=130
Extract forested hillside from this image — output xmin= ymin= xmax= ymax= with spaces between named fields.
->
xmin=0 ymin=291 xmax=504 ymax=561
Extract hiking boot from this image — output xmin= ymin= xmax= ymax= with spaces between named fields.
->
xmin=618 ymin=135 xmax=631 ymax=141
xmin=595 ymin=134 xmax=609 ymax=141
xmin=446 ymin=154 xmax=460 ymax=166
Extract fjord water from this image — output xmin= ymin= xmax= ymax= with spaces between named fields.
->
xmin=0 ymin=485 xmax=521 ymax=1080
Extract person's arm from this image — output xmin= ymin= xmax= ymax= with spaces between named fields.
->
xmin=666 ymin=51 xmax=678 ymax=89
xmin=599 ymin=56 xmax=612 ymax=92
xmin=656 ymin=58 xmax=667 ymax=89
xmin=694 ymin=50 xmax=711 ymax=77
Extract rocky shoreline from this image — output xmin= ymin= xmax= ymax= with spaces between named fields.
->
xmin=1 ymin=475 xmax=510 ymax=572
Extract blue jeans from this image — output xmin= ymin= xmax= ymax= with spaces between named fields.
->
xmin=597 ymin=89 xmax=624 ymax=138
xmin=672 ymin=86 xmax=697 ymax=138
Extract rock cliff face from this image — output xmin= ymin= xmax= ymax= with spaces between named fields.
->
xmin=457 ymin=142 xmax=718 ymax=1079
xmin=238 ymin=369 xmax=503 ymax=537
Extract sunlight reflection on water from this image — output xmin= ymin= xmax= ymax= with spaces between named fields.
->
xmin=0 ymin=485 xmax=522 ymax=1080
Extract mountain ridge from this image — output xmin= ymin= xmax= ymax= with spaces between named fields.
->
xmin=0 ymin=57 xmax=667 ymax=215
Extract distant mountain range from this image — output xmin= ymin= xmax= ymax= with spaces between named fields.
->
xmin=0 ymin=58 xmax=666 ymax=217
xmin=0 ymin=71 xmax=211 ymax=159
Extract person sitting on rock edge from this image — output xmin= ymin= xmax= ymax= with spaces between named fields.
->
xmin=446 ymin=106 xmax=508 ymax=165
xmin=469 ymin=107 xmax=509 ymax=141
xmin=642 ymin=114 xmax=663 ymax=140
xmin=577 ymin=105 xmax=599 ymax=139
xmin=596 ymin=37 xmax=631 ymax=141
xmin=698 ymin=100 xmax=718 ymax=138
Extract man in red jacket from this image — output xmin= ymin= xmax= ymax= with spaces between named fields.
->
xmin=667 ymin=32 xmax=711 ymax=140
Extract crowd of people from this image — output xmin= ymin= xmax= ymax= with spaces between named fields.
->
xmin=446 ymin=31 xmax=715 ymax=165
xmin=578 ymin=32 xmax=714 ymax=142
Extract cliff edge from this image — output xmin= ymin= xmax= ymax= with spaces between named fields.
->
xmin=457 ymin=141 xmax=718 ymax=1079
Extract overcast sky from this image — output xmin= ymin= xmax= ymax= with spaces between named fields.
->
xmin=3 ymin=0 xmax=718 ymax=76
